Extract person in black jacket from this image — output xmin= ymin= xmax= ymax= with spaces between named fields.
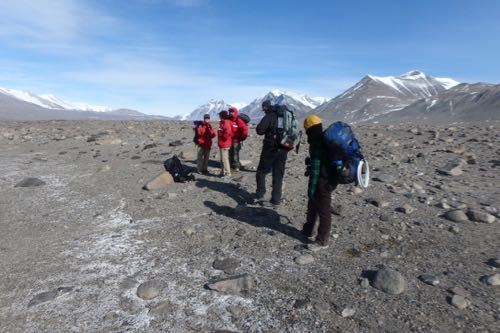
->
xmin=254 ymin=100 xmax=289 ymax=206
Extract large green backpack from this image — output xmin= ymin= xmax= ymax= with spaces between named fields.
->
xmin=275 ymin=105 xmax=299 ymax=151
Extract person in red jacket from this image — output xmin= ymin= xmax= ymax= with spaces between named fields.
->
xmin=217 ymin=110 xmax=233 ymax=177
xmin=195 ymin=113 xmax=216 ymax=174
xmin=228 ymin=106 xmax=249 ymax=171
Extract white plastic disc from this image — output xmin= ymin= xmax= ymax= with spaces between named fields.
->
xmin=357 ymin=159 xmax=370 ymax=188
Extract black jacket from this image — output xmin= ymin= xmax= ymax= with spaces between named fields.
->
xmin=256 ymin=111 xmax=279 ymax=151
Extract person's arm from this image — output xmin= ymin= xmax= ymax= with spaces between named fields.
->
xmin=256 ymin=114 xmax=270 ymax=135
xmin=239 ymin=120 xmax=249 ymax=139
xmin=207 ymin=124 xmax=215 ymax=138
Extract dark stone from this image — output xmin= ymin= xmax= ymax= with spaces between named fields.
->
xmin=15 ymin=177 xmax=46 ymax=187
xmin=143 ymin=143 xmax=158 ymax=150
xmin=213 ymin=258 xmax=240 ymax=274
xmin=169 ymin=140 xmax=183 ymax=147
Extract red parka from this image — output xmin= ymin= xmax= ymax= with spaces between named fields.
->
xmin=218 ymin=119 xmax=233 ymax=148
xmin=228 ymin=106 xmax=249 ymax=143
xmin=195 ymin=122 xmax=216 ymax=149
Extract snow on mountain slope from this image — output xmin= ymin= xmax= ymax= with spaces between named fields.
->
xmin=185 ymin=99 xmax=232 ymax=120
xmin=240 ymin=90 xmax=330 ymax=122
xmin=0 ymin=87 xmax=111 ymax=112
xmin=367 ymin=70 xmax=459 ymax=99
xmin=313 ymin=71 xmax=461 ymax=124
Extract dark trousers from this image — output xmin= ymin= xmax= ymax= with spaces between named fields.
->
xmin=229 ymin=142 xmax=241 ymax=169
xmin=302 ymin=178 xmax=334 ymax=245
xmin=256 ymin=148 xmax=288 ymax=204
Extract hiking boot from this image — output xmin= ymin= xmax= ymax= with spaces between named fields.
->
xmin=306 ymin=241 xmax=329 ymax=252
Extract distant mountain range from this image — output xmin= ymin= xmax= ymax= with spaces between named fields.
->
xmin=1 ymin=70 xmax=498 ymax=123
xmin=185 ymin=90 xmax=329 ymax=122
xmin=0 ymin=87 xmax=171 ymax=121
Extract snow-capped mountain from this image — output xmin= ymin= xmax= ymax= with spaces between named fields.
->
xmin=0 ymin=87 xmax=170 ymax=121
xmin=374 ymin=82 xmax=500 ymax=123
xmin=0 ymin=87 xmax=111 ymax=112
xmin=313 ymin=70 xmax=460 ymax=123
xmin=240 ymin=89 xmax=330 ymax=122
xmin=185 ymin=100 xmax=233 ymax=120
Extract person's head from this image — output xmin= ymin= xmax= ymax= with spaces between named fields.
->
xmin=228 ymin=106 xmax=238 ymax=120
xmin=303 ymin=115 xmax=323 ymax=142
xmin=203 ymin=114 xmax=210 ymax=123
xmin=262 ymin=100 xmax=272 ymax=113
xmin=219 ymin=110 xmax=229 ymax=120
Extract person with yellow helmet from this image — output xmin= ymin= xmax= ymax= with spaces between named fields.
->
xmin=301 ymin=114 xmax=336 ymax=251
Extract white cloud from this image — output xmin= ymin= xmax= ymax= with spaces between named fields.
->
xmin=0 ymin=0 xmax=117 ymax=48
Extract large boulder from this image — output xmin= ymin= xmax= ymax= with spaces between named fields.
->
xmin=143 ymin=171 xmax=174 ymax=190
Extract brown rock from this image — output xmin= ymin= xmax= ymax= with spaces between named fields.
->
xmin=143 ymin=171 xmax=174 ymax=190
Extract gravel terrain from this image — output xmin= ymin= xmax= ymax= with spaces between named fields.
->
xmin=0 ymin=120 xmax=499 ymax=333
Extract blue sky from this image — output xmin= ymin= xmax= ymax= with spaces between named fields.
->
xmin=0 ymin=0 xmax=499 ymax=116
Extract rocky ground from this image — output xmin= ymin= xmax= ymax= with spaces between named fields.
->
xmin=0 ymin=120 xmax=499 ymax=333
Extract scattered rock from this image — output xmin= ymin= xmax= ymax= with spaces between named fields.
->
xmin=97 ymin=164 xmax=111 ymax=172
xmin=373 ymin=174 xmax=395 ymax=183
xmin=149 ymin=300 xmax=174 ymax=318
xmin=240 ymin=160 xmax=252 ymax=167
xmin=169 ymin=140 xmax=183 ymax=146
xmin=142 ymin=171 xmax=174 ymax=190
xmin=341 ymin=307 xmax=356 ymax=318
xmin=353 ymin=187 xmax=364 ymax=195
xmin=379 ymin=214 xmax=390 ymax=222
xmin=396 ymin=204 xmax=414 ymax=214
xmin=183 ymin=228 xmax=195 ymax=236
xmin=448 ymin=225 xmax=461 ymax=234
xmin=481 ymin=273 xmax=500 ymax=286
xmin=372 ymin=267 xmax=407 ymax=295
xmin=179 ymin=149 xmax=195 ymax=160
xmin=213 ymin=258 xmax=240 ymax=274
xmin=136 ymin=281 xmax=163 ymax=300
xmin=28 ymin=287 xmax=73 ymax=307
xmin=449 ymin=286 xmax=470 ymax=297
xmin=366 ymin=198 xmax=390 ymax=208
xmin=437 ymin=162 xmax=464 ymax=176
xmin=449 ymin=295 xmax=470 ymax=309
xmin=206 ymin=274 xmax=254 ymax=295
xmin=436 ymin=200 xmax=451 ymax=209
xmin=143 ymin=143 xmax=158 ymax=150
xmin=419 ymin=274 xmax=440 ymax=286
xmin=97 ymin=138 xmax=122 ymax=145
xmin=235 ymin=229 xmax=246 ymax=236
xmin=487 ymin=257 xmax=500 ymax=268
xmin=15 ymin=177 xmax=46 ymax=187
xmin=360 ymin=278 xmax=370 ymax=288
xmin=295 ymin=254 xmax=315 ymax=265
xmin=446 ymin=146 xmax=466 ymax=154
xmin=293 ymin=298 xmax=310 ymax=309
xmin=466 ymin=209 xmax=496 ymax=223
xmin=443 ymin=210 xmax=468 ymax=223
xmin=331 ymin=204 xmax=343 ymax=216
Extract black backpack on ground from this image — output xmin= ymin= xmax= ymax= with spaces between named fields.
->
xmin=163 ymin=155 xmax=195 ymax=183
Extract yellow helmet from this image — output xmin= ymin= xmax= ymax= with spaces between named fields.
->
xmin=303 ymin=115 xmax=322 ymax=130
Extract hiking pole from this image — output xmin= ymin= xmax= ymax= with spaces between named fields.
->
xmin=295 ymin=130 xmax=303 ymax=154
